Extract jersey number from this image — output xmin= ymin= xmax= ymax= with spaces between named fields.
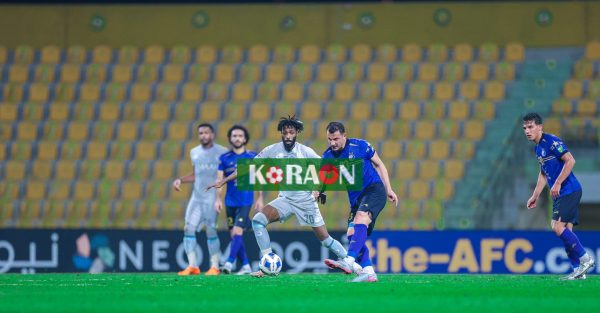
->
xmin=304 ymin=214 xmax=315 ymax=224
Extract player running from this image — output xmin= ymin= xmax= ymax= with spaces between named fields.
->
xmin=173 ymin=123 xmax=228 ymax=276
xmin=522 ymin=112 xmax=595 ymax=280
xmin=322 ymin=121 xmax=398 ymax=282
xmin=207 ymin=116 xmax=348 ymax=277
xmin=218 ymin=125 xmax=263 ymax=275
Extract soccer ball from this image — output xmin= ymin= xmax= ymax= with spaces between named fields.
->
xmin=259 ymin=252 xmax=282 ymax=275
xmin=265 ymin=166 xmax=283 ymax=184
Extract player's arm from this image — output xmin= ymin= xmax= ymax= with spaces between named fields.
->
xmin=550 ymin=152 xmax=576 ymax=198
xmin=253 ymin=191 xmax=264 ymax=211
xmin=206 ymin=170 xmax=238 ymax=191
xmin=214 ymin=170 xmax=225 ymax=213
xmin=370 ymin=152 xmax=398 ymax=207
xmin=172 ymin=168 xmax=195 ymax=192
xmin=527 ymin=171 xmax=547 ymax=209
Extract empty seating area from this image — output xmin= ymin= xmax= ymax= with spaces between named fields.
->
xmin=0 ymin=42 xmax=520 ymax=230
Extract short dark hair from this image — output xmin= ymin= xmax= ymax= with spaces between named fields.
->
xmin=227 ymin=124 xmax=250 ymax=144
xmin=326 ymin=121 xmax=346 ymax=134
xmin=197 ymin=123 xmax=214 ymax=133
xmin=522 ymin=112 xmax=543 ymax=125
xmin=277 ymin=115 xmax=304 ymax=133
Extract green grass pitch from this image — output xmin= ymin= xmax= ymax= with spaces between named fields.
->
xmin=1 ymin=273 xmax=599 ymax=313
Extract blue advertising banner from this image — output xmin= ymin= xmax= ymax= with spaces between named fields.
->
xmin=0 ymin=229 xmax=598 ymax=275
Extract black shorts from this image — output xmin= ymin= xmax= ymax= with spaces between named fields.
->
xmin=552 ymin=189 xmax=582 ymax=225
xmin=347 ymin=183 xmax=387 ymax=236
xmin=226 ymin=206 xmax=252 ymax=230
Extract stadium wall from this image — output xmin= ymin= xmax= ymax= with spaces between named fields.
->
xmin=2 ymin=229 xmax=600 ymax=275
xmin=1 ymin=2 xmax=600 ymax=48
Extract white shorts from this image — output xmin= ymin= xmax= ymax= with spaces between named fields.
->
xmin=268 ymin=196 xmax=325 ymax=227
xmin=185 ymin=194 xmax=217 ymax=231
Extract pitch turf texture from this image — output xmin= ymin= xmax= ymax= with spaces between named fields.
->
xmin=1 ymin=274 xmax=599 ymax=313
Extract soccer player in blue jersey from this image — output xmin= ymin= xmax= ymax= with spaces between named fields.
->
xmin=523 ymin=112 xmax=595 ymax=280
xmin=217 ymin=125 xmax=263 ymax=275
xmin=322 ymin=122 xmax=398 ymax=282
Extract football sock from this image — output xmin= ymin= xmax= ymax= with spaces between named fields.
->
xmin=206 ymin=227 xmax=221 ymax=268
xmin=347 ymin=224 xmax=368 ymax=262
xmin=357 ymin=244 xmax=373 ymax=268
xmin=227 ymin=235 xmax=243 ymax=263
xmin=183 ymin=235 xmax=197 ymax=267
xmin=559 ymin=228 xmax=586 ymax=259
xmin=252 ymin=212 xmax=272 ymax=255
xmin=237 ymin=240 xmax=250 ymax=266
xmin=321 ymin=236 xmax=347 ymax=259
xmin=563 ymin=241 xmax=581 ymax=269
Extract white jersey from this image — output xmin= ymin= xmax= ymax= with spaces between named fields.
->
xmin=255 ymin=142 xmax=320 ymax=202
xmin=189 ymin=143 xmax=228 ymax=201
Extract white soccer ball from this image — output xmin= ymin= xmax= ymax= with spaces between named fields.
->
xmin=265 ymin=166 xmax=283 ymax=184
xmin=259 ymin=252 xmax=282 ymax=275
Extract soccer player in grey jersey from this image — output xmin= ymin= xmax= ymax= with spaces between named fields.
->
xmin=173 ymin=123 xmax=228 ymax=276
xmin=208 ymin=116 xmax=347 ymax=277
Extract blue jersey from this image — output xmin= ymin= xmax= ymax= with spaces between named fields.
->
xmin=322 ymin=138 xmax=383 ymax=207
xmin=218 ymin=150 xmax=258 ymax=207
xmin=535 ymin=133 xmax=582 ymax=197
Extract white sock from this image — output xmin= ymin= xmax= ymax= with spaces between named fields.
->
xmin=344 ymin=256 xmax=356 ymax=266
xmin=362 ymin=266 xmax=375 ymax=275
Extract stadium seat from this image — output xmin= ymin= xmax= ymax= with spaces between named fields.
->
xmin=92 ymin=45 xmax=113 ymax=64
xmin=66 ymin=121 xmax=90 ymax=141
xmin=16 ymin=121 xmax=38 ymax=141
xmin=573 ymin=60 xmax=594 ymax=80
xmin=155 ymin=83 xmax=178 ymax=102
xmin=326 ymin=44 xmax=347 ymax=63
xmin=273 ymin=44 xmax=294 ymax=63
xmin=85 ymin=141 xmax=107 ymax=161
xmin=121 ymin=102 xmax=146 ymax=121
xmin=395 ymin=160 xmax=416 ymax=180
xmin=14 ymin=45 xmax=34 ymax=64
xmin=448 ymin=101 xmax=469 ymax=120
xmin=54 ymin=83 xmax=76 ymax=102
xmin=181 ymin=83 xmax=204 ymax=102
xmin=0 ymin=103 xmax=18 ymax=122
xmin=383 ymin=82 xmax=405 ymax=101
xmin=47 ymin=182 xmax=71 ymax=200
xmin=494 ymin=62 xmax=515 ymax=81
xmin=351 ymin=44 xmax=372 ymax=63
xmin=170 ymin=45 xmax=191 ymax=64
xmin=584 ymin=41 xmax=600 ymax=60
xmin=98 ymin=102 xmax=121 ymax=121
xmin=112 ymin=200 xmax=137 ymax=228
xmin=298 ymin=101 xmax=322 ymax=120
xmin=97 ymin=180 xmax=118 ymax=201
xmin=248 ymin=44 xmax=269 ymax=63
xmin=408 ymin=82 xmax=431 ymax=100
xmin=563 ymin=80 xmax=583 ymax=99
xmin=398 ymin=100 xmax=420 ymax=120
xmin=136 ymin=65 xmax=158 ymax=83
xmin=453 ymin=43 xmax=473 ymax=62
xmin=317 ymin=63 xmax=339 ymax=82
xmin=364 ymin=120 xmax=387 ymax=141
xmin=433 ymin=82 xmax=454 ymax=101
xmin=8 ymin=65 xmax=29 ymax=83
xmin=409 ymin=180 xmax=430 ymax=200
xmin=59 ymin=141 xmax=83 ymax=160
xmin=59 ymin=64 xmax=81 ymax=83
xmin=232 ymin=83 xmax=254 ymax=102
xmin=463 ymin=120 xmax=485 ymax=140
xmin=588 ymin=80 xmax=600 ymax=98
xmin=299 ymin=45 xmax=321 ymax=64
xmin=116 ymin=121 xmax=139 ymax=141
xmin=144 ymin=45 xmax=165 ymax=64
xmin=109 ymin=141 xmax=133 ymax=161
xmin=433 ymin=180 xmax=454 ymax=200
xmin=151 ymin=160 xmax=174 ymax=180
xmin=221 ymin=45 xmax=242 ymax=64
xmin=0 ymin=45 xmax=7 ymax=64
xmin=173 ymin=103 xmax=197 ymax=122
xmin=392 ymin=63 xmax=414 ymax=81
xmin=166 ymin=122 xmax=190 ymax=142
xmin=188 ymin=64 xmax=211 ymax=83
xmin=248 ymin=102 xmax=271 ymax=121
xmin=85 ymin=64 xmax=107 ymax=83
xmin=118 ymin=45 xmax=139 ymax=64
xmin=468 ymin=63 xmax=489 ymax=81
xmin=427 ymin=43 xmax=448 ymax=62
xmin=199 ymin=101 xmax=221 ymax=120
xmin=142 ymin=121 xmax=165 ymax=140
xmin=443 ymin=63 xmax=465 ymax=81
xmin=367 ymin=63 xmax=389 ymax=82
xmin=273 ymin=101 xmax=296 ymax=119
xmin=55 ymin=159 xmax=78 ymax=180
xmin=79 ymin=83 xmax=101 ymax=102
xmin=148 ymin=102 xmax=171 ymax=121
xmin=121 ymin=181 xmax=144 ymax=200
xmin=206 ymin=83 xmax=229 ymax=101
xmin=4 ymin=160 xmax=26 ymax=181
xmin=290 ymin=63 xmax=312 ymax=82
xmin=36 ymin=140 xmax=59 ymax=160
xmin=31 ymin=161 xmax=53 ymax=180
xmin=402 ymin=43 xmax=422 ymax=62
xmin=10 ymin=141 xmax=34 ymax=160
xmin=135 ymin=141 xmax=158 ymax=161
xmin=112 ymin=64 xmax=133 ymax=83
xmin=357 ymin=82 xmax=381 ymax=101
xmin=376 ymin=44 xmax=397 ymax=62
xmin=323 ymin=102 xmax=347 ymax=120
xmin=66 ymin=45 xmax=86 ymax=64
xmin=415 ymin=120 xmax=436 ymax=140
xmin=307 ymin=83 xmax=330 ymax=101
xmin=265 ymin=64 xmax=287 ymax=82
xmin=419 ymin=160 xmax=440 ymax=179
xmin=389 ymin=120 xmax=411 ymax=140
xmin=505 ymin=42 xmax=525 ymax=63
xmin=380 ymin=140 xmax=402 ymax=160
xmin=239 ymin=64 xmax=263 ymax=82
xmin=349 ymin=102 xmax=373 ymax=120
xmin=458 ymin=81 xmax=481 ymax=101
xmin=453 ymin=140 xmax=474 ymax=159
xmin=576 ymin=99 xmax=597 ymax=116
xmin=484 ymin=81 xmax=505 ymax=101
xmin=473 ymin=100 xmax=495 ymax=120
xmin=552 ymin=98 xmax=573 ymax=115
xmin=438 ymin=120 xmax=460 ymax=139
xmin=2 ymin=83 xmax=24 ymax=102
xmin=28 ymin=83 xmax=49 ymax=102
xmin=282 ymin=83 xmax=304 ymax=102
xmin=342 ymin=63 xmax=364 ymax=81
xmin=32 ymin=65 xmax=56 ymax=83
xmin=40 ymin=45 xmax=61 ymax=64
xmin=444 ymin=159 xmax=465 ymax=180
xmin=429 ymin=140 xmax=450 ymax=160
xmin=73 ymin=182 xmax=95 ymax=200
xmin=130 ymin=83 xmax=152 ymax=102
xmin=162 ymin=64 xmax=183 ymax=83
xmin=478 ymin=42 xmax=499 ymax=62
xmin=214 ymin=64 xmax=236 ymax=82
xmin=334 ymin=82 xmax=355 ymax=102
xmin=255 ymin=82 xmax=279 ymax=101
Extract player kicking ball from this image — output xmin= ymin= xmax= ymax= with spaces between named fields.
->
xmin=207 ymin=116 xmax=348 ymax=277
xmin=322 ymin=122 xmax=398 ymax=282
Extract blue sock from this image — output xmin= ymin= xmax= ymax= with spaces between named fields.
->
xmin=237 ymin=240 xmax=250 ymax=265
xmin=559 ymin=228 xmax=586 ymax=259
xmin=565 ymin=243 xmax=581 ymax=269
xmin=348 ymin=224 xmax=367 ymax=259
xmin=357 ymin=244 xmax=373 ymax=268
xmin=227 ymin=235 xmax=243 ymax=264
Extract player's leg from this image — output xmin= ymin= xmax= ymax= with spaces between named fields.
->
xmin=252 ymin=199 xmax=284 ymax=256
xmin=179 ymin=198 xmax=202 ymax=275
xmin=311 ymin=224 xmax=347 ymax=261
xmin=234 ymin=206 xmax=252 ymax=274
xmin=222 ymin=207 xmax=237 ymax=274
xmin=204 ymin=203 xmax=222 ymax=275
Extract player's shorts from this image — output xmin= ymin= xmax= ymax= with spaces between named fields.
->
xmin=347 ymin=183 xmax=387 ymax=236
xmin=552 ymin=189 xmax=582 ymax=225
xmin=268 ymin=196 xmax=325 ymax=227
xmin=226 ymin=206 xmax=252 ymax=230
xmin=185 ymin=194 xmax=218 ymax=231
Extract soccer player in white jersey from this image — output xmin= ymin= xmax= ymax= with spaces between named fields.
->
xmin=173 ymin=123 xmax=229 ymax=276
xmin=208 ymin=116 xmax=348 ymax=277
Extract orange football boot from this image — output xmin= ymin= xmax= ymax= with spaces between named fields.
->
xmin=205 ymin=266 xmax=221 ymax=275
xmin=178 ymin=266 xmax=201 ymax=276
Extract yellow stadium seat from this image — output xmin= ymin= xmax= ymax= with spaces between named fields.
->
xmin=428 ymin=43 xmax=448 ymax=62
xmin=31 ymin=161 xmax=52 ymax=180
xmin=334 ymin=82 xmax=355 ymax=102
xmin=2 ymin=83 xmax=24 ymax=102
xmin=444 ymin=160 xmax=465 ymax=180
xmin=85 ymin=64 xmax=107 ymax=83
xmin=299 ymin=45 xmax=321 ymax=64
xmin=409 ymin=180 xmax=430 ymax=200
xmin=214 ymin=64 xmax=236 ymax=82
xmin=8 ymin=65 xmax=29 ymax=83
xmin=324 ymin=44 xmax=345 ymax=63
xmin=459 ymin=81 xmax=481 ymax=101
xmin=116 ymin=121 xmax=139 ymax=141
xmin=273 ymin=44 xmax=294 ymax=63
xmin=322 ymin=102 xmax=346 ymax=121
xmin=290 ymin=63 xmax=313 ymax=82
xmin=233 ymin=83 xmax=254 ymax=102
xmin=398 ymin=101 xmax=420 ymax=121
xmin=248 ymin=44 xmax=269 ymax=63
xmin=448 ymin=101 xmax=469 ymax=120
xmin=181 ymin=83 xmax=204 ymax=102
xmin=104 ymin=83 xmax=127 ymax=102
xmin=33 ymin=65 xmax=56 ymax=83
xmin=409 ymin=82 xmax=431 ymax=100
xmin=109 ymin=141 xmax=133 ymax=161
xmin=148 ymin=102 xmax=170 ymax=121
xmin=543 ymin=118 xmax=561 ymax=137
xmin=479 ymin=42 xmax=499 ymax=62
xmin=0 ymin=103 xmax=17 ymax=122
xmin=433 ymin=82 xmax=454 ymax=101
xmin=67 ymin=121 xmax=90 ymax=141
xmin=111 ymin=64 xmax=133 ymax=83
xmin=166 ymin=122 xmax=190 ymax=141
xmin=221 ymin=45 xmax=242 ymax=64
xmin=273 ymin=101 xmax=296 ymax=119
xmin=349 ymin=102 xmax=372 ymax=120
xmin=66 ymin=46 xmax=86 ymax=64
xmin=10 ymin=141 xmax=34 ymax=160
xmin=382 ymin=82 xmax=405 ymax=101
xmin=584 ymin=41 xmax=600 ymax=60
xmin=28 ymin=83 xmax=49 ymax=102
xmin=47 ymin=182 xmax=71 ymax=200
xmin=453 ymin=43 xmax=473 ymax=62
xmin=367 ymin=63 xmax=388 ymax=82
xmin=357 ymin=82 xmax=380 ymax=101
xmin=433 ymin=180 xmax=454 ymax=200
xmin=196 ymin=45 xmax=217 ymax=64
xmin=576 ymin=99 xmax=597 ymax=116
xmin=473 ymin=100 xmax=495 ymax=120
xmin=389 ymin=120 xmax=411 ymax=140
xmin=127 ymin=160 xmax=151 ymax=180
xmin=419 ymin=160 xmax=440 ymax=179
xmin=392 ymin=63 xmax=414 ymax=81
xmin=415 ymin=120 xmax=436 ymax=140
xmin=563 ymin=80 xmax=583 ymax=99
xmin=141 ymin=121 xmax=164 ymax=140
xmin=463 ymin=120 xmax=485 ymax=140
xmin=153 ymin=160 xmax=174 ymax=180
xmin=395 ymin=160 xmax=416 ymax=180
xmin=342 ymin=63 xmax=364 ymax=82
xmin=239 ymin=64 xmax=262 ymax=82
xmin=98 ymin=102 xmax=120 ymax=121
xmin=307 ymin=83 xmax=330 ymax=101
xmin=453 ymin=140 xmax=474 ymax=159
xmin=158 ymin=141 xmax=181 ymax=161
xmin=97 ymin=180 xmax=119 ymax=202
xmin=282 ymin=83 xmax=304 ymax=102
xmin=187 ymin=64 xmax=212 ymax=83
xmin=317 ymin=63 xmax=339 ymax=82
xmin=120 ymin=181 xmax=143 ymax=200
xmin=246 ymin=101 xmax=270 ymax=122
xmin=59 ymin=141 xmax=83 ymax=160
xmin=40 ymin=45 xmax=61 ymax=64
xmin=376 ymin=44 xmax=397 ymax=62
xmin=402 ymin=44 xmax=422 ymax=63
xmin=86 ymin=141 xmax=108 ymax=161
xmin=0 ymin=45 xmax=7 ymax=64
xmin=162 ymin=64 xmax=184 ymax=83
xmin=505 ymin=42 xmax=525 ymax=63
xmin=36 ymin=140 xmax=59 ymax=160
xmin=0 ymin=123 xmax=12 ymax=142
xmin=468 ymin=63 xmax=489 ymax=81
xmin=170 ymin=45 xmax=190 ymax=64
xmin=73 ymin=182 xmax=95 ymax=200
xmin=552 ymin=98 xmax=573 ymax=115
xmin=255 ymin=82 xmax=278 ymax=101
xmin=364 ymin=120 xmax=387 ymax=141
xmin=4 ymin=160 xmax=26 ymax=181
xmin=379 ymin=140 xmax=402 ymax=160
xmin=54 ymin=83 xmax=76 ymax=102
xmin=144 ymin=45 xmax=165 ymax=64
xmin=122 ymin=102 xmax=146 ymax=120
xmin=438 ymin=120 xmax=460 ymax=139
xmin=484 ymin=81 xmax=505 ymax=101
xmin=155 ymin=83 xmax=178 ymax=102
xmin=573 ymin=60 xmax=594 ymax=80
xmin=350 ymin=44 xmax=372 ymax=63
xmin=130 ymin=83 xmax=152 ymax=102
xmin=59 ymin=64 xmax=81 ymax=83
xmin=14 ymin=45 xmax=34 ymax=64
xmin=136 ymin=64 xmax=158 ymax=83
xmin=443 ymin=63 xmax=465 ymax=82
xmin=55 ymin=159 xmax=77 ymax=180
xmin=173 ymin=103 xmax=197 ymax=122
xmin=92 ymin=45 xmax=113 ymax=64
xmin=495 ymin=62 xmax=516 ymax=81
xmin=16 ymin=122 xmax=38 ymax=140
xmin=298 ymin=101 xmax=322 ymax=120
xmin=78 ymin=83 xmax=100 ymax=102
xmin=117 ymin=45 xmax=138 ymax=64
xmin=200 ymin=101 xmax=221 ymax=120
xmin=428 ymin=140 xmax=450 ymax=160
xmin=135 ymin=141 xmax=157 ymax=161
xmin=265 ymin=64 xmax=287 ymax=82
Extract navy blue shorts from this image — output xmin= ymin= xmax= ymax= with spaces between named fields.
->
xmin=226 ymin=206 xmax=252 ymax=230
xmin=552 ymin=189 xmax=582 ymax=225
xmin=347 ymin=183 xmax=387 ymax=236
